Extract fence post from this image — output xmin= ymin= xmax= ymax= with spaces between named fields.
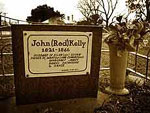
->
xmin=145 ymin=48 xmax=150 ymax=82
xmin=0 ymin=15 xmax=1 ymax=26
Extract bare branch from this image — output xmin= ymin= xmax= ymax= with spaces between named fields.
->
xmin=97 ymin=0 xmax=108 ymax=18
xmin=108 ymin=0 xmax=118 ymax=19
xmin=107 ymin=0 xmax=111 ymax=15
xmin=78 ymin=0 xmax=119 ymax=26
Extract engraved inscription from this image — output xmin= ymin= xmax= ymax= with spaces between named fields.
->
xmin=23 ymin=31 xmax=92 ymax=77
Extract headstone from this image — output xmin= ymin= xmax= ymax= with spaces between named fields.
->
xmin=11 ymin=25 xmax=102 ymax=105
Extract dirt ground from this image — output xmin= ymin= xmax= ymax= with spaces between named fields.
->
xmin=0 ymin=73 xmax=146 ymax=113
xmin=0 ymin=90 xmax=109 ymax=113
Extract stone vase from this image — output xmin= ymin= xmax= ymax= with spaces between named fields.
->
xmin=105 ymin=44 xmax=129 ymax=95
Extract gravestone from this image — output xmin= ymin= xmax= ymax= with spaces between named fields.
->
xmin=11 ymin=25 xmax=102 ymax=105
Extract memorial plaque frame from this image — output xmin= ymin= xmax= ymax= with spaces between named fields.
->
xmin=11 ymin=25 xmax=102 ymax=105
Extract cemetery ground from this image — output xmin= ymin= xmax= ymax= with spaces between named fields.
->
xmin=0 ymin=37 xmax=150 ymax=113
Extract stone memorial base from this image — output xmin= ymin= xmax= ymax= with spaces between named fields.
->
xmin=0 ymin=91 xmax=109 ymax=113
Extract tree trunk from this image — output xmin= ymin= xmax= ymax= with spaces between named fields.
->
xmin=146 ymin=0 xmax=150 ymax=22
xmin=106 ymin=20 xmax=109 ymax=27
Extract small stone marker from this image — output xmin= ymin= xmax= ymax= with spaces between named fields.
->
xmin=11 ymin=25 xmax=102 ymax=105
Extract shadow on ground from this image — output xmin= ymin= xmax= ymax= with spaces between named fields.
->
xmin=0 ymin=91 xmax=109 ymax=113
